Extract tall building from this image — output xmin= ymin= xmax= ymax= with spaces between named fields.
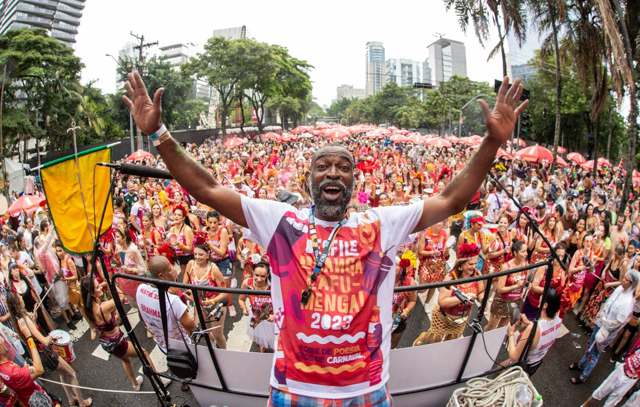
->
xmin=159 ymin=43 xmax=194 ymax=66
xmin=425 ymin=38 xmax=467 ymax=86
xmin=386 ymin=59 xmax=422 ymax=88
xmin=365 ymin=41 xmax=385 ymax=96
xmin=422 ymin=59 xmax=432 ymax=85
xmin=336 ymin=85 xmax=365 ymax=100
xmin=0 ymin=0 xmax=85 ymax=45
xmin=506 ymin=13 xmax=542 ymax=82
xmin=159 ymin=43 xmax=212 ymax=104
xmin=212 ymin=25 xmax=247 ymax=40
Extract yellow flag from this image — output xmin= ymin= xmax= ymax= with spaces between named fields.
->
xmin=41 ymin=146 xmax=113 ymax=254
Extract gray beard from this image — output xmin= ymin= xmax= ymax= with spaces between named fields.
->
xmin=310 ymin=180 xmax=353 ymax=220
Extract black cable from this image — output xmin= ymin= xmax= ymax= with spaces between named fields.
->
xmin=464 ymin=304 xmax=509 ymax=369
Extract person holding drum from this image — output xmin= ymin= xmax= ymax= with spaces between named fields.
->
xmin=6 ymin=293 xmax=92 ymax=406
xmin=0 ymin=323 xmax=50 ymax=407
xmin=54 ymin=240 xmax=83 ymax=321
xmin=81 ymin=278 xmax=147 ymax=391
xmin=239 ymin=261 xmax=275 ymax=352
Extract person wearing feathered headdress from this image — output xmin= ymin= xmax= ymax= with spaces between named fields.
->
xmin=413 ymin=241 xmax=485 ymax=346
xmin=457 ymin=211 xmax=489 ymax=272
xmin=391 ymin=251 xmax=417 ymax=349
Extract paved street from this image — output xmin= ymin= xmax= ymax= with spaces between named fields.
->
xmin=36 ymin=285 xmax=635 ymax=407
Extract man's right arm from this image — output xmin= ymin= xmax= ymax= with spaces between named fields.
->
xmin=123 ymin=71 xmax=246 ymax=228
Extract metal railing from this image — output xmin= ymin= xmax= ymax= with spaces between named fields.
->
xmin=108 ymin=258 xmax=554 ymax=404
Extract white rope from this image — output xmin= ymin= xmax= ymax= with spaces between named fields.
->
xmin=38 ymin=378 xmax=156 ymax=395
xmin=447 ymin=366 xmax=541 ymax=407
xmin=32 ymin=281 xmax=56 ymax=313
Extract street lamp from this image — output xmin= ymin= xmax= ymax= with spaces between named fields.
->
xmin=458 ymin=94 xmax=488 ymax=138
xmin=106 ymin=54 xmax=135 ymax=154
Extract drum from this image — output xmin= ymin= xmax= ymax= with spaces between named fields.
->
xmin=252 ymin=320 xmax=275 ymax=351
xmin=50 ymin=330 xmax=75 ymax=363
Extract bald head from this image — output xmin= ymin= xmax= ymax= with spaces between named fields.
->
xmin=311 ymin=145 xmax=354 ymax=169
xmin=149 ymin=256 xmax=172 ymax=279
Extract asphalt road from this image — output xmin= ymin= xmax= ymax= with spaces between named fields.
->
xmin=37 ymin=289 xmax=636 ymax=407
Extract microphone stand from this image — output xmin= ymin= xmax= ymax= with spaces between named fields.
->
xmin=488 ymin=171 xmax=562 ymax=368
xmin=89 ymin=165 xmax=171 ymax=406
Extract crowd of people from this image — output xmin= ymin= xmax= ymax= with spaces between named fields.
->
xmin=0 ymin=122 xmax=637 ymax=405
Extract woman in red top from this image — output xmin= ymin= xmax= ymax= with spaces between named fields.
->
xmin=531 ymin=215 xmax=559 ymax=264
xmin=523 ymin=242 xmax=567 ymax=320
xmin=559 ymin=234 xmax=593 ymax=318
xmin=487 ymin=240 xmax=529 ymax=330
xmin=0 ymin=327 xmax=51 ymax=407
xmin=150 ymin=203 xmax=167 ymax=233
xmin=582 ymin=245 xmax=627 ymax=328
xmin=239 ymin=262 xmax=274 ymax=352
xmin=487 ymin=215 xmax=513 ymax=273
xmin=581 ymin=224 xmax=609 ymax=308
xmin=184 ymin=244 xmax=227 ymax=349
xmin=167 ymin=205 xmax=194 ymax=272
xmin=141 ymin=213 xmax=162 ymax=261
xmin=7 ymin=293 xmax=92 ymax=406
xmin=413 ymin=243 xmax=485 ymax=345
xmin=512 ymin=212 xmax=531 ymax=255
xmin=391 ymin=255 xmax=417 ymax=348
xmin=417 ymin=222 xmax=449 ymax=303
xmin=205 ymin=211 xmax=233 ymax=284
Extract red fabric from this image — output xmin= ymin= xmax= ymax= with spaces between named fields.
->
xmin=0 ymin=360 xmax=45 ymax=406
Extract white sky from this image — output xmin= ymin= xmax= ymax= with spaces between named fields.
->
xmin=75 ymin=0 xmax=526 ymax=107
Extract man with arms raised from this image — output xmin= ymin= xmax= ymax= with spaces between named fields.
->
xmin=123 ymin=72 xmax=527 ymax=405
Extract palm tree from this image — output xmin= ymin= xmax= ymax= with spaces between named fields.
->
xmin=444 ymin=0 xmax=527 ymax=77
xmin=594 ymin=0 xmax=638 ymax=207
xmin=563 ymin=0 xmax=608 ymax=176
xmin=527 ymin=0 xmax=566 ymax=163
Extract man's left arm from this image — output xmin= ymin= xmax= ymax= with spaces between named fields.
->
xmin=414 ymin=77 xmax=528 ymax=233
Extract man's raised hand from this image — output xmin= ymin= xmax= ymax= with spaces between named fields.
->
xmin=122 ymin=71 xmax=164 ymax=135
xmin=478 ymin=76 xmax=529 ymax=145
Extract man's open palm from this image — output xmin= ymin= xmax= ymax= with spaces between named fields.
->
xmin=122 ymin=71 xmax=164 ymax=135
xmin=479 ymin=76 xmax=529 ymax=144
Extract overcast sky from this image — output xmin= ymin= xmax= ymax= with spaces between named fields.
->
xmin=75 ymin=0 xmax=537 ymax=107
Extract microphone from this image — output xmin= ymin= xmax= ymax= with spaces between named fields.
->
xmin=97 ymin=163 xmax=173 ymax=180
xmin=509 ymin=301 xmax=521 ymax=326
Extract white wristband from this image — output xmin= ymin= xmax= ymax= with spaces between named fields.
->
xmin=149 ymin=124 xmax=168 ymax=146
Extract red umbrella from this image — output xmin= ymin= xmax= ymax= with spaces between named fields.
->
xmin=633 ymin=169 xmax=640 ymax=187
xmin=8 ymin=195 xmax=45 ymax=216
xmin=496 ymin=148 xmax=513 ymax=160
xmin=323 ymin=128 xmax=350 ymax=141
xmin=515 ymin=145 xmax=554 ymax=163
xmin=582 ymin=158 xmax=612 ymax=170
xmin=555 ymin=156 xmax=569 ymax=168
xmin=291 ymin=126 xmax=312 ymax=135
xmin=126 ymin=149 xmax=155 ymax=162
xmin=557 ymin=146 xmax=567 ymax=154
xmin=567 ymin=152 xmax=586 ymax=164
xmin=262 ymin=132 xmax=280 ymax=141
xmin=464 ymin=135 xmax=483 ymax=145
xmin=223 ymin=136 xmax=247 ymax=148
xmin=427 ymin=138 xmax=452 ymax=148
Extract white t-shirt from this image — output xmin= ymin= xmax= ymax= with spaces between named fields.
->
xmin=241 ymin=196 xmax=423 ymax=399
xmin=136 ymin=283 xmax=189 ymax=352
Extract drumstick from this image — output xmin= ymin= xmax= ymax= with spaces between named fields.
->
xmin=32 ymin=281 xmax=57 ymax=314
